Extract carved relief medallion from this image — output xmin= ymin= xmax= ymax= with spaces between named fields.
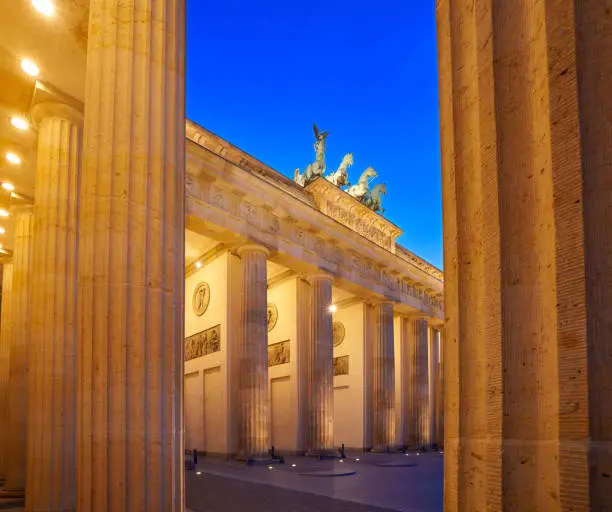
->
xmin=332 ymin=322 xmax=345 ymax=347
xmin=333 ymin=355 xmax=349 ymax=376
xmin=267 ymin=303 xmax=278 ymax=332
xmin=268 ymin=340 xmax=290 ymax=367
xmin=192 ymin=282 xmax=211 ymax=317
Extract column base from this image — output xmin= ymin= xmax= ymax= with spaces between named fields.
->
xmin=370 ymin=444 xmax=398 ymax=454
xmin=305 ymin=449 xmax=341 ymax=460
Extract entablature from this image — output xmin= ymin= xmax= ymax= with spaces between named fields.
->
xmin=185 ymin=124 xmax=444 ymax=320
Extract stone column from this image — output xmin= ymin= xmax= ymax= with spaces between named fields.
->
xmin=25 ymin=101 xmax=82 ymax=511
xmin=407 ymin=317 xmax=429 ymax=449
xmin=237 ymin=244 xmax=270 ymax=458
xmin=76 ymin=0 xmax=185 ymax=510
xmin=306 ymin=275 xmax=333 ymax=455
xmin=372 ymin=302 xmax=395 ymax=452
xmin=437 ymin=0 xmax=612 ymax=509
xmin=3 ymin=210 xmax=33 ymax=493
xmin=427 ymin=325 xmax=439 ymax=448
xmin=435 ymin=327 xmax=444 ymax=449
xmin=0 ymin=263 xmax=13 ymax=482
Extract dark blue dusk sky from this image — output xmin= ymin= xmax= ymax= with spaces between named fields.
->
xmin=186 ymin=1 xmax=442 ymax=269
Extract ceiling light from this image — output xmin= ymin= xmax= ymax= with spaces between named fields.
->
xmin=20 ymin=59 xmax=39 ymax=77
xmin=32 ymin=0 xmax=55 ymax=16
xmin=0 ymin=210 xmax=9 ymax=218
xmin=195 ymin=261 xmax=202 ymax=269
xmin=5 ymin=152 xmax=21 ymax=165
xmin=0 ymin=227 xmax=5 ymax=235
xmin=10 ymin=116 xmax=29 ymax=131
xmin=2 ymin=183 xmax=15 ymax=192
xmin=328 ymin=304 xmax=337 ymax=313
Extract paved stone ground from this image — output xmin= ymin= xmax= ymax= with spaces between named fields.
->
xmin=186 ymin=451 xmax=443 ymax=512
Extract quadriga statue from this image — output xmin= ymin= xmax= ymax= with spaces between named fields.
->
xmin=294 ymin=124 xmax=329 ymax=187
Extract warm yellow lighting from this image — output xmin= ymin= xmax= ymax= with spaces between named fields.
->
xmin=328 ymin=304 xmax=337 ymax=314
xmin=196 ymin=471 xmax=202 ymax=475
xmin=10 ymin=116 xmax=29 ymax=131
xmin=0 ymin=227 xmax=5 ymax=235
xmin=0 ymin=210 xmax=9 ymax=218
xmin=32 ymin=0 xmax=55 ymax=16
xmin=5 ymin=152 xmax=21 ymax=165
xmin=267 ymin=466 xmax=273 ymax=470
xmin=2 ymin=183 xmax=15 ymax=192
xmin=356 ymin=458 xmax=360 ymax=461
xmin=20 ymin=59 xmax=40 ymax=77
xmin=291 ymin=464 xmax=296 ymax=467
xmin=195 ymin=261 xmax=202 ymax=269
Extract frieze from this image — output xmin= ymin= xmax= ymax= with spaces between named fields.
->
xmin=306 ymin=178 xmax=402 ymax=253
xmin=185 ymin=324 xmax=221 ymax=362
xmin=333 ymin=355 xmax=349 ymax=376
xmin=268 ymin=340 xmax=290 ymax=367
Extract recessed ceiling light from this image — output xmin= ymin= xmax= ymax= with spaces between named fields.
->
xmin=5 ymin=152 xmax=21 ymax=165
xmin=328 ymin=304 xmax=337 ymax=313
xmin=10 ymin=116 xmax=29 ymax=131
xmin=195 ymin=261 xmax=202 ymax=269
xmin=32 ymin=0 xmax=55 ymax=16
xmin=20 ymin=59 xmax=39 ymax=77
xmin=0 ymin=210 xmax=9 ymax=218
xmin=0 ymin=227 xmax=5 ymax=235
xmin=2 ymin=183 xmax=15 ymax=192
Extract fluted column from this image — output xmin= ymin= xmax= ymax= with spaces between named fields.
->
xmin=407 ymin=317 xmax=430 ymax=449
xmin=0 ymin=263 xmax=13 ymax=481
xmin=4 ymin=210 xmax=33 ymax=493
xmin=427 ymin=325 xmax=439 ymax=448
xmin=306 ymin=274 xmax=333 ymax=455
xmin=25 ymin=101 xmax=82 ymax=511
xmin=372 ymin=302 xmax=395 ymax=452
xmin=437 ymin=0 xmax=612 ymax=509
xmin=435 ymin=327 xmax=444 ymax=448
xmin=76 ymin=0 xmax=185 ymax=510
xmin=237 ymin=244 xmax=270 ymax=458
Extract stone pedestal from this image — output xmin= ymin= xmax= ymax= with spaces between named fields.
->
xmin=237 ymin=244 xmax=270 ymax=458
xmin=0 ymin=263 xmax=13 ymax=481
xmin=3 ymin=210 xmax=33 ymax=493
xmin=306 ymin=275 xmax=334 ymax=456
xmin=437 ymin=0 xmax=612 ymax=508
xmin=25 ymin=101 xmax=82 ymax=511
xmin=371 ymin=302 xmax=395 ymax=452
xmin=76 ymin=0 xmax=185 ymax=510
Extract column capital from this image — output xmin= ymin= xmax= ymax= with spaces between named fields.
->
xmin=306 ymin=273 xmax=333 ymax=285
xmin=237 ymin=243 xmax=270 ymax=258
xmin=31 ymin=101 xmax=83 ymax=127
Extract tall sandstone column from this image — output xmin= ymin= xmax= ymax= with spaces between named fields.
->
xmin=77 ymin=0 xmax=185 ymax=510
xmin=4 ymin=210 xmax=33 ymax=493
xmin=437 ymin=0 xmax=612 ymax=509
xmin=306 ymin=275 xmax=334 ymax=455
xmin=406 ymin=318 xmax=430 ymax=449
xmin=372 ymin=302 xmax=395 ymax=451
xmin=25 ymin=101 xmax=82 ymax=511
xmin=237 ymin=245 xmax=270 ymax=458
xmin=0 ymin=263 xmax=13 ymax=481
xmin=427 ymin=325 xmax=439 ymax=447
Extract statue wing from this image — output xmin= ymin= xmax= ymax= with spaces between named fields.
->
xmin=313 ymin=124 xmax=320 ymax=139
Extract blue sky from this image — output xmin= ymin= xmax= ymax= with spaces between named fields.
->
xmin=186 ymin=1 xmax=442 ymax=268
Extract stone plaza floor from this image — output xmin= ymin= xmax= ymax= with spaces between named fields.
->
xmin=0 ymin=452 xmax=443 ymax=511
xmin=186 ymin=451 xmax=443 ymax=512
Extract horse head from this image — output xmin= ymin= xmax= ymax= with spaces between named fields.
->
xmin=361 ymin=166 xmax=378 ymax=182
xmin=342 ymin=153 xmax=354 ymax=168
